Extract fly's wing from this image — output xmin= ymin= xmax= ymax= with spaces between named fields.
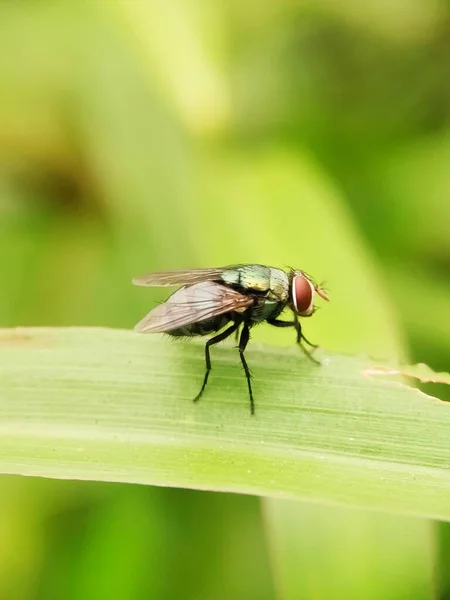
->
xmin=132 ymin=267 xmax=229 ymax=287
xmin=134 ymin=281 xmax=253 ymax=333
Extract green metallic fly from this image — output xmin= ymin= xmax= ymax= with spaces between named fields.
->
xmin=133 ymin=265 xmax=329 ymax=414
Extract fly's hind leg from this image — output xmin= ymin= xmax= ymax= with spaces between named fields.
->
xmin=193 ymin=322 xmax=239 ymax=404
xmin=267 ymin=316 xmax=320 ymax=365
xmin=238 ymin=324 xmax=255 ymax=415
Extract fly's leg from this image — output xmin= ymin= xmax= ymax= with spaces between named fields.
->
xmin=267 ymin=317 xmax=320 ymax=365
xmin=238 ymin=324 xmax=255 ymax=415
xmin=193 ymin=322 xmax=239 ymax=404
xmin=300 ymin=334 xmax=319 ymax=349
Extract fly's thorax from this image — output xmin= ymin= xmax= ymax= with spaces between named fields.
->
xmin=220 ymin=265 xmax=272 ymax=293
xmin=220 ymin=265 xmax=289 ymax=322
xmin=250 ymin=298 xmax=285 ymax=322
xmin=267 ymin=268 xmax=289 ymax=302
xmin=220 ymin=265 xmax=289 ymax=301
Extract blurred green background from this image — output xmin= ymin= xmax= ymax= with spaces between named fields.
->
xmin=1 ymin=1 xmax=449 ymax=599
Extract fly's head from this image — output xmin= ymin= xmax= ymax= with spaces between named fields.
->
xmin=288 ymin=270 xmax=329 ymax=317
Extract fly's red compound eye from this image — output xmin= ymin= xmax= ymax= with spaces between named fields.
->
xmin=292 ymin=274 xmax=314 ymax=316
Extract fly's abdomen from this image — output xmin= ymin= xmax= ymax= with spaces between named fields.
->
xmin=168 ymin=314 xmax=231 ymax=337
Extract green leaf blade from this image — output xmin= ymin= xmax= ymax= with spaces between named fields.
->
xmin=1 ymin=327 xmax=450 ymax=520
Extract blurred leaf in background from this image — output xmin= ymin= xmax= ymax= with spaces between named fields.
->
xmin=0 ymin=0 xmax=449 ymax=599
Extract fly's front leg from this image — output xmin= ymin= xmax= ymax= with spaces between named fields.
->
xmin=267 ymin=316 xmax=320 ymax=365
xmin=193 ymin=323 xmax=239 ymax=403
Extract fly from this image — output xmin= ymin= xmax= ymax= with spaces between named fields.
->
xmin=132 ymin=264 xmax=329 ymax=414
